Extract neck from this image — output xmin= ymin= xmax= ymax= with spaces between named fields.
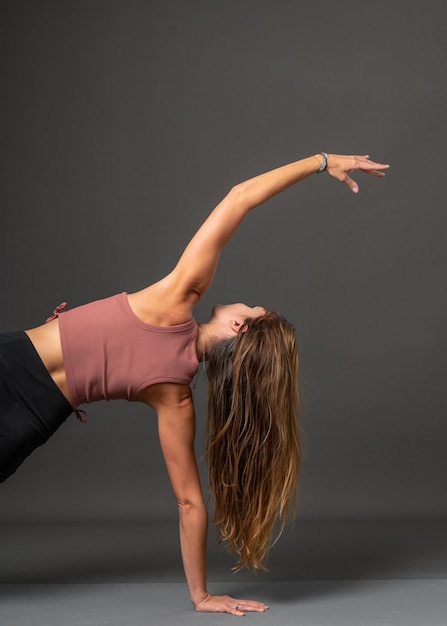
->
xmin=196 ymin=323 xmax=224 ymax=361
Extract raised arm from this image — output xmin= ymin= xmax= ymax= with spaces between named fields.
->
xmin=170 ymin=153 xmax=389 ymax=303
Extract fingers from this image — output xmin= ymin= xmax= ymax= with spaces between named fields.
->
xmin=361 ymin=162 xmax=390 ymax=172
xmin=329 ymin=154 xmax=389 ymax=173
xmin=326 ymin=153 xmax=389 ymax=192
xmin=367 ymin=170 xmax=387 ymax=177
xmin=233 ymin=599 xmax=269 ymax=614
xmin=348 ymin=157 xmax=389 ymax=189
xmin=344 ymin=175 xmax=359 ymax=194
xmin=354 ymin=156 xmax=390 ymax=172
xmin=233 ymin=603 xmax=245 ymax=617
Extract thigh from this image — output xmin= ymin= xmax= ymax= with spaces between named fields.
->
xmin=0 ymin=400 xmax=53 ymax=483
xmin=0 ymin=331 xmax=73 ymax=483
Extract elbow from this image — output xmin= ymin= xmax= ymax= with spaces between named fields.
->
xmin=229 ymin=181 xmax=247 ymax=197
xmin=227 ymin=181 xmax=254 ymax=211
xmin=177 ymin=498 xmax=207 ymax=518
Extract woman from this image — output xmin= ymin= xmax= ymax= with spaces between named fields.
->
xmin=0 ymin=152 xmax=388 ymax=616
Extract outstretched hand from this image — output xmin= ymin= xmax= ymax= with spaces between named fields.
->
xmin=326 ymin=154 xmax=389 ymax=193
xmin=194 ymin=593 xmax=269 ymax=617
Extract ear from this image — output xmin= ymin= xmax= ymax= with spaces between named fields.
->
xmin=229 ymin=320 xmax=248 ymax=333
xmin=228 ymin=320 xmax=241 ymax=333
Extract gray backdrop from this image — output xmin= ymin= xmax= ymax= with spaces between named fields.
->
xmin=0 ymin=0 xmax=446 ymax=523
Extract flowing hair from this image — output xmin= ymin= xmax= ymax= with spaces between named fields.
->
xmin=206 ymin=311 xmax=300 ymax=571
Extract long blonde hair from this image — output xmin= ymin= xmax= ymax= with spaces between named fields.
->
xmin=206 ymin=311 xmax=300 ymax=571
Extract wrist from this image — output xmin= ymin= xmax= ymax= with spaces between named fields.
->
xmin=191 ymin=591 xmax=212 ymax=608
xmin=311 ymin=152 xmax=329 ymax=173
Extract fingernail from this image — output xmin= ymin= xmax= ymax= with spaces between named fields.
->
xmin=353 ymin=187 xmax=359 ymax=193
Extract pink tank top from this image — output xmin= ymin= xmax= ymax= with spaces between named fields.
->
xmin=52 ymin=293 xmax=198 ymax=408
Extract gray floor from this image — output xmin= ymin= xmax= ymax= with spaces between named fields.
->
xmin=1 ymin=520 xmax=446 ymax=625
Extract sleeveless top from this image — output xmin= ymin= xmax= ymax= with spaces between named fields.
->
xmin=49 ymin=293 xmax=199 ymax=409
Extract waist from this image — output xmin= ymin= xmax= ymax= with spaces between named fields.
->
xmin=25 ymin=319 xmax=74 ymax=408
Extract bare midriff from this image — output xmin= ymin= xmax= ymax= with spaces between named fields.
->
xmin=25 ymin=319 xmax=74 ymax=407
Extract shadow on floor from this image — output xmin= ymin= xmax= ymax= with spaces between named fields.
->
xmin=1 ymin=519 xmax=446 ymax=594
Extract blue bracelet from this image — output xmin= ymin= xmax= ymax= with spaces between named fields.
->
xmin=317 ymin=152 xmax=329 ymax=173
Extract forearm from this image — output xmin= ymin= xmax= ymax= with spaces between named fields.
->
xmin=178 ymin=501 xmax=209 ymax=606
xmin=233 ymin=154 xmax=323 ymax=212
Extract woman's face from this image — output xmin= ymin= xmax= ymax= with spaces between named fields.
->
xmin=210 ymin=303 xmax=266 ymax=324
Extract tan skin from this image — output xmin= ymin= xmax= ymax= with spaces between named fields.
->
xmin=25 ymin=153 xmax=389 ymax=616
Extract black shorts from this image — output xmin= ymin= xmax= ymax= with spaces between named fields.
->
xmin=0 ymin=331 xmax=73 ymax=483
